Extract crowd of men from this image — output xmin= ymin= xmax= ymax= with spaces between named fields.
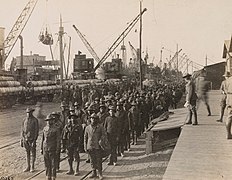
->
xmin=20 ymin=80 xmax=185 ymax=180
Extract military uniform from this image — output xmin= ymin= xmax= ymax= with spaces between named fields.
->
xmin=21 ymin=108 xmax=39 ymax=172
xmin=84 ymin=114 xmax=106 ymax=179
xmin=184 ymin=74 xmax=198 ymax=125
xmin=41 ymin=115 xmax=59 ymax=180
xmin=115 ymin=103 xmax=128 ymax=156
xmin=51 ymin=112 xmax=63 ymax=171
xmin=62 ymin=114 xmax=83 ymax=175
xmin=104 ymin=107 xmax=119 ymax=165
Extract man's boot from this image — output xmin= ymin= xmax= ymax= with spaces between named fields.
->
xmin=98 ymin=170 xmax=104 ymax=180
xmin=23 ymin=153 xmax=30 ymax=172
xmin=66 ymin=159 xmax=74 ymax=175
xmin=74 ymin=161 xmax=80 ymax=176
xmin=192 ymin=110 xmax=198 ymax=125
xmin=185 ymin=111 xmax=192 ymax=124
xmin=30 ymin=156 xmax=35 ymax=172
xmin=226 ymin=120 xmax=232 ymax=139
xmin=89 ymin=170 xmax=97 ymax=178
xmin=207 ymin=105 xmax=211 ymax=116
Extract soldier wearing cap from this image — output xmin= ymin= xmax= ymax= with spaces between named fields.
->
xmin=128 ymin=101 xmax=139 ymax=146
xmin=84 ymin=113 xmax=106 ymax=179
xmin=60 ymin=101 xmax=69 ymax=126
xmin=74 ymin=102 xmax=84 ymax=122
xmin=217 ymin=71 xmax=230 ymax=122
xmin=115 ymin=101 xmax=128 ymax=157
xmin=183 ymin=73 xmax=198 ymax=125
xmin=195 ymin=69 xmax=211 ymax=116
xmin=34 ymin=102 xmax=46 ymax=130
xmin=41 ymin=114 xmax=59 ymax=180
xmin=104 ymin=105 xmax=119 ymax=166
xmin=21 ymin=107 xmax=39 ymax=172
xmin=62 ymin=114 xmax=83 ymax=175
xmin=97 ymin=103 xmax=109 ymax=125
xmin=51 ymin=112 xmax=63 ymax=172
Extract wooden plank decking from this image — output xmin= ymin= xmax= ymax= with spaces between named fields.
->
xmin=163 ymin=91 xmax=232 ymax=180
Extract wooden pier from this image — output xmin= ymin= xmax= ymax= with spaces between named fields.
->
xmin=163 ymin=91 xmax=232 ymax=180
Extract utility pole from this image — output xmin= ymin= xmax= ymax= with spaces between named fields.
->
xmin=139 ymin=0 xmax=143 ymax=90
xmin=18 ymin=35 xmax=23 ymax=69
xmin=176 ymin=44 xmax=179 ymax=80
xmin=205 ymin=54 xmax=207 ymax=66
xmin=160 ymin=48 xmax=163 ymax=69
xmin=186 ymin=58 xmax=189 ymax=73
xmin=59 ymin=15 xmax=64 ymax=84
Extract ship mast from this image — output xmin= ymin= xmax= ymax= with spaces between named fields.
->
xmin=59 ymin=15 xmax=64 ymax=83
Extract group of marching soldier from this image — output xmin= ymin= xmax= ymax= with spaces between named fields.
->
xmin=20 ymin=80 xmax=184 ymax=180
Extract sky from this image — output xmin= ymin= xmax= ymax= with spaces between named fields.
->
xmin=1 ymin=0 xmax=232 ymax=73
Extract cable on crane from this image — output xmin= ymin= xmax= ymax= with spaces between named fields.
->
xmin=38 ymin=0 xmax=53 ymax=46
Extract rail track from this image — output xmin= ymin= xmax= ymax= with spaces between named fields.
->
xmin=25 ymin=155 xmax=109 ymax=180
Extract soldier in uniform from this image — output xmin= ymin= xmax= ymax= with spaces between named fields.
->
xmin=20 ymin=107 xmax=39 ymax=172
xmin=104 ymin=105 xmax=119 ymax=166
xmin=115 ymin=102 xmax=128 ymax=157
xmin=62 ymin=114 xmax=83 ymax=176
xmin=84 ymin=113 xmax=106 ymax=180
xmin=224 ymin=72 xmax=232 ymax=139
xmin=128 ymin=102 xmax=139 ymax=145
xmin=195 ymin=69 xmax=211 ymax=116
xmin=97 ymin=104 xmax=109 ymax=125
xmin=183 ymin=73 xmax=198 ymax=125
xmin=60 ymin=101 xmax=69 ymax=126
xmin=50 ymin=112 xmax=63 ymax=172
xmin=60 ymin=101 xmax=69 ymax=153
xmin=217 ymin=72 xmax=230 ymax=122
xmin=34 ymin=102 xmax=46 ymax=130
xmin=41 ymin=114 xmax=59 ymax=180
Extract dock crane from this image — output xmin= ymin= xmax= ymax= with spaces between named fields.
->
xmin=72 ymin=8 xmax=147 ymax=73
xmin=93 ymin=8 xmax=147 ymax=71
xmin=72 ymin=25 xmax=101 ymax=64
xmin=1 ymin=0 xmax=38 ymax=69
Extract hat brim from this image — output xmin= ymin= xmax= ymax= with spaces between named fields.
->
xmin=182 ymin=74 xmax=191 ymax=78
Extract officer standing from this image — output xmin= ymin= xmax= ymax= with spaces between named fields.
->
xmin=128 ymin=102 xmax=139 ymax=145
xmin=51 ymin=112 xmax=63 ymax=172
xmin=104 ymin=105 xmax=119 ymax=166
xmin=224 ymin=72 xmax=232 ymax=139
xmin=217 ymin=72 xmax=230 ymax=122
xmin=84 ymin=113 xmax=106 ymax=180
xmin=183 ymin=73 xmax=198 ymax=125
xmin=196 ymin=70 xmax=211 ymax=116
xmin=41 ymin=114 xmax=59 ymax=180
xmin=115 ymin=102 xmax=127 ymax=157
xmin=62 ymin=114 xmax=83 ymax=176
xmin=21 ymin=107 xmax=39 ymax=172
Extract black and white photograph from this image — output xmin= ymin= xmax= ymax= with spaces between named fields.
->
xmin=0 ymin=0 xmax=232 ymax=179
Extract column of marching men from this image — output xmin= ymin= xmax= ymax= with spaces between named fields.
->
xmin=20 ymin=81 xmax=185 ymax=180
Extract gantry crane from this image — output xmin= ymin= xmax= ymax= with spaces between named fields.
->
xmin=1 ymin=0 xmax=38 ymax=70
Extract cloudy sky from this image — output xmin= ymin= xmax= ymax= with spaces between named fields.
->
xmin=1 ymin=0 xmax=232 ymax=72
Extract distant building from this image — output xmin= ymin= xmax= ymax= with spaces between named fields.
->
xmin=203 ymin=62 xmax=226 ymax=90
xmin=14 ymin=54 xmax=59 ymax=80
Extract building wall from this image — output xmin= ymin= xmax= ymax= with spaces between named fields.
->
xmin=204 ymin=62 xmax=226 ymax=90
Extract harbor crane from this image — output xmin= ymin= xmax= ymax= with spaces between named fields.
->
xmin=73 ymin=8 xmax=147 ymax=72
xmin=1 ymin=0 xmax=38 ymax=69
xmin=72 ymin=25 xmax=101 ymax=64
xmin=93 ymin=8 xmax=147 ymax=71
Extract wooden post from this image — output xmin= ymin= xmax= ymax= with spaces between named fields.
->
xmin=145 ymin=130 xmax=153 ymax=155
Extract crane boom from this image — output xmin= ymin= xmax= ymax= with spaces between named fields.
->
xmin=94 ymin=8 xmax=147 ymax=71
xmin=3 ymin=0 xmax=38 ymax=68
xmin=73 ymin=25 xmax=101 ymax=64
xmin=128 ymin=41 xmax=137 ymax=59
